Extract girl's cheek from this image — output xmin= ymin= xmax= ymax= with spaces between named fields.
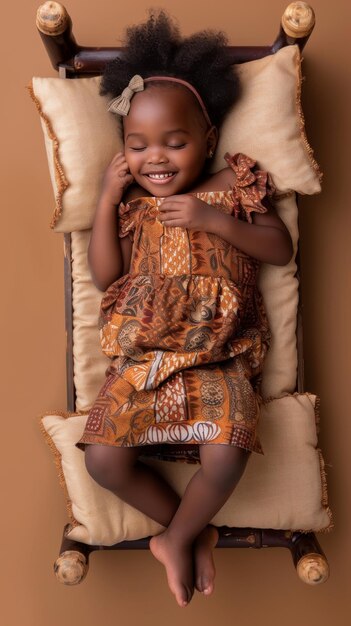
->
xmin=125 ymin=155 xmax=137 ymax=174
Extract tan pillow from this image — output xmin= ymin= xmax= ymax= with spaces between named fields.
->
xmin=40 ymin=393 xmax=333 ymax=547
xmin=212 ymin=45 xmax=322 ymax=193
xmin=29 ymin=44 xmax=322 ymax=233
xmin=29 ymin=77 xmax=123 ymax=232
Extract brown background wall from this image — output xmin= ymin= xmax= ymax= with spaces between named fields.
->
xmin=1 ymin=0 xmax=350 ymax=624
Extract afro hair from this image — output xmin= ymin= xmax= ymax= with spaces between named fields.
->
xmin=100 ymin=10 xmax=240 ymax=128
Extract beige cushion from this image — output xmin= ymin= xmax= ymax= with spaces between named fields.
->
xmin=70 ymin=233 xmax=107 ymax=411
xmin=71 ymin=193 xmax=299 ymax=411
xmin=29 ymin=77 xmax=123 ymax=232
xmin=29 ymin=44 xmax=322 ymax=233
xmin=40 ymin=393 xmax=333 ymax=546
xmin=259 ymin=193 xmax=299 ymax=398
xmin=212 ymin=45 xmax=322 ymax=193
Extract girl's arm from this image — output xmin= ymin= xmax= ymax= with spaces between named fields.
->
xmin=159 ymin=194 xmax=293 ymax=266
xmin=208 ymin=167 xmax=293 ymax=265
xmin=207 ymin=199 xmax=294 ymax=266
xmin=88 ymin=153 xmax=133 ymax=292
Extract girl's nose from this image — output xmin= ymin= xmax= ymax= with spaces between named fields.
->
xmin=147 ymin=149 xmax=169 ymax=164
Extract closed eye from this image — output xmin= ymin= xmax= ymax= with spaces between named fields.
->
xmin=129 ymin=146 xmax=146 ymax=151
xmin=168 ymin=144 xmax=186 ymax=149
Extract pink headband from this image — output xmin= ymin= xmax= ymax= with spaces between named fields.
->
xmin=107 ymin=74 xmax=212 ymax=127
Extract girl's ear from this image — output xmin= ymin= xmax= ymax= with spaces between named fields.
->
xmin=206 ymin=126 xmax=219 ymax=158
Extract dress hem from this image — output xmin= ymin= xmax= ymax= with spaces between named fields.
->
xmin=75 ymin=437 xmax=264 ymax=463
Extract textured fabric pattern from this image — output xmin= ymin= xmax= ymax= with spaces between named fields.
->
xmin=70 ymin=192 xmax=299 ymax=411
xmin=77 ymin=154 xmax=274 ymax=461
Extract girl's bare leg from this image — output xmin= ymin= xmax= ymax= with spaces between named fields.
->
xmin=85 ymin=444 xmax=194 ymax=604
xmin=85 ymin=445 xmax=181 ymax=527
xmin=85 ymin=443 xmax=250 ymax=607
xmin=149 ymin=444 xmax=250 ymax=606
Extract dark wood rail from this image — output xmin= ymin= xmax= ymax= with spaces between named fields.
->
xmin=36 ymin=1 xmax=315 ymax=74
xmin=54 ymin=524 xmax=329 ymax=586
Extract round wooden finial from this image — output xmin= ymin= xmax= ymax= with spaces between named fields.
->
xmin=282 ymin=2 xmax=315 ymax=38
xmin=36 ymin=2 xmax=69 ymax=36
xmin=54 ymin=550 xmax=89 ymax=585
xmin=296 ymin=553 xmax=330 ymax=585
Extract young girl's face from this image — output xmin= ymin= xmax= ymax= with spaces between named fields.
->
xmin=123 ymin=85 xmax=216 ymax=196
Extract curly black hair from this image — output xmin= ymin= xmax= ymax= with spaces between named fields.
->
xmin=100 ymin=10 xmax=240 ymax=128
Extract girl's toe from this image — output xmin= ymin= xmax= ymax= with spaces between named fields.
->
xmin=175 ymin=584 xmax=191 ymax=607
xmin=203 ymin=583 xmax=213 ymax=595
xmin=201 ymin=576 xmax=214 ymax=595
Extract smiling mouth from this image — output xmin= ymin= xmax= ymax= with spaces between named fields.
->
xmin=144 ymin=172 xmax=177 ymax=183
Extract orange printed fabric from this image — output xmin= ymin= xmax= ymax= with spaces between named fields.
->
xmin=77 ymin=153 xmax=274 ymax=463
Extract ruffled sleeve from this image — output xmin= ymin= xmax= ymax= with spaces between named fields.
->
xmin=118 ymin=200 xmax=139 ymax=241
xmin=224 ymin=152 xmax=277 ymax=224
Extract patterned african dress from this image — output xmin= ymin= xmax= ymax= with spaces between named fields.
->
xmin=77 ymin=153 xmax=274 ymax=463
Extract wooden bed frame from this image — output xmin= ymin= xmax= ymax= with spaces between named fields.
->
xmin=36 ymin=1 xmax=329 ymax=586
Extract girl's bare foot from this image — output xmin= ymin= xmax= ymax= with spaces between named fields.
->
xmin=193 ymin=525 xmax=219 ymax=596
xmin=149 ymin=531 xmax=194 ymax=608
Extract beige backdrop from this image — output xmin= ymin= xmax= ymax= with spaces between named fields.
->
xmin=1 ymin=0 xmax=350 ymax=624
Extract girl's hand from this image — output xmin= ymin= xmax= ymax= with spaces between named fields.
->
xmin=159 ymin=195 xmax=216 ymax=231
xmin=101 ymin=152 xmax=134 ymax=205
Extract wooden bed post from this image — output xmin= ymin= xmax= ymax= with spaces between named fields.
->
xmin=36 ymin=2 xmax=79 ymax=70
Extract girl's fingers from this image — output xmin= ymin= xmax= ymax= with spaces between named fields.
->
xmin=159 ymin=200 xmax=185 ymax=212
xmin=159 ymin=212 xmax=183 ymax=222
xmin=160 ymin=195 xmax=184 ymax=205
xmin=111 ymin=152 xmax=128 ymax=166
xmin=112 ymin=151 xmax=125 ymax=160
xmin=160 ymin=219 xmax=184 ymax=227
xmin=159 ymin=206 xmax=183 ymax=215
xmin=117 ymin=165 xmax=129 ymax=175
